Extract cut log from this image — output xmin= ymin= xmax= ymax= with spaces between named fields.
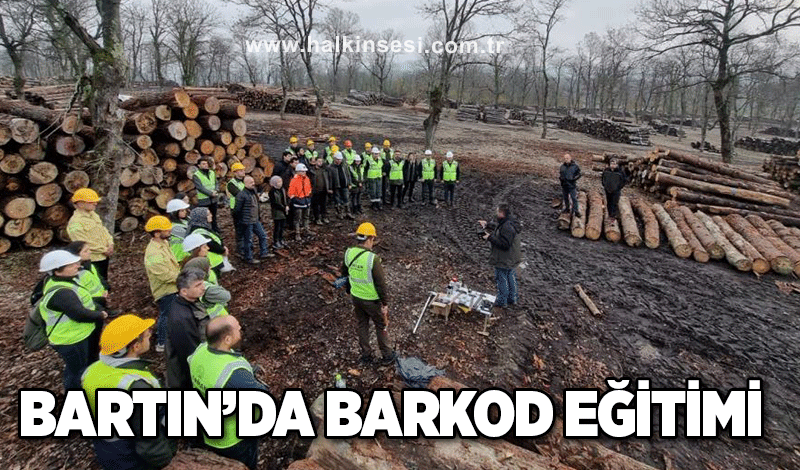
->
xmin=180 ymin=136 xmax=195 ymax=152
xmin=192 ymin=96 xmax=221 ymax=114
xmin=4 ymin=176 xmax=24 ymax=192
xmin=184 ymin=120 xmax=203 ymax=139
xmin=176 ymin=102 xmax=199 ymax=119
xmin=570 ymin=191 xmax=588 ymax=238
xmin=245 ymin=142 xmax=263 ymax=158
xmin=226 ymin=143 xmax=238 ymax=156
xmin=558 ymin=212 xmax=571 ymax=231
xmin=4 ymin=217 xmax=32 ymax=237
xmin=157 ymin=121 xmax=187 ymax=141
xmin=652 ymin=203 xmax=692 ymax=258
xmin=137 ymin=148 xmax=159 ymax=166
xmin=162 ymin=158 xmax=178 ymax=173
xmin=745 ymin=215 xmax=800 ymax=276
xmin=156 ymin=142 xmax=181 ymax=158
xmin=119 ymin=89 xmax=192 ymax=110
xmin=176 ymin=179 xmax=195 ymax=193
xmin=19 ymin=142 xmax=45 ymax=161
xmin=618 ymin=196 xmax=642 ymax=247
xmin=120 ymin=150 xmax=136 ymax=167
xmin=23 ymin=225 xmax=54 ymax=248
xmin=138 ymin=185 xmax=160 ymax=201
xmin=678 ymin=205 xmax=724 ymax=260
xmin=668 ymin=187 xmax=800 ymax=218
xmin=60 ymin=113 xmax=83 ymax=134
xmin=603 ymin=199 xmax=621 ymax=243
xmin=196 ymin=115 xmax=221 ymax=131
xmin=147 ymin=104 xmax=172 ymax=121
xmin=658 ymin=149 xmax=775 ymax=185
xmin=695 ymin=211 xmax=751 ymax=271
xmin=241 ymin=156 xmax=256 ymax=173
xmin=0 ymin=101 xmax=88 ymax=133
xmin=163 ymin=172 xmax=178 ymax=187
xmin=0 ymin=153 xmax=25 ymax=174
xmin=0 ymin=237 xmax=10 ymax=254
xmin=713 ymin=215 xmax=770 ymax=274
xmin=124 ymin=112 xmax=157 ymax=134
xmin=655 ymin=172 xmax=791 ymax=207
xmin=211 ymin=131 xmax=232 ymax=146
xmin=184 ymin=150 xmax=201 ymax=165
xmin=52 ymin=135 xmax=86 ymax=156
xmin=233 ymin=135 xmax=247 ymax=148
xmin=221 ymin=118 xmax=246 ymax=136
xmin=766 ymin=219 xmax=800 ymax=252
xmin=235 ymin=148 xmax=246 ymax=160
xmin=585 ymin=191 xmax=604 ymax=240
xmin=198 ymin=139 xmax=215 ymax=155
xmin=725 ymin=214 xmax=792 ymax=275
xmin=35 ymin=183 xmax=63 ymax=207
xmin=3 ymin=196 xmax=36 ymax=219
xmin=658 ymin=165 xmax=794 ymax=200
xmin=42 ymin=204 xmax=70 ymax=227
xmin=687 ymin=203 xmax=800 ymax=229
xmin=118 ymin=216 xmax=139 ymax=233
xmin=155 ymin=188 xmax=176 ymax=209
xmin=1 ymin=116 xmax=39 ymax=143
xmin=217 ymin=101 xmax=246 ymax=119
xmin=139 ymin=166 xmax=164 ymax=185
xmin=125 ymin=134 xmax=152 ymax=150
xmin=0 ymin=121 xmax=9 ymax=145
xmin=120 ymin=167 xmax=140 ymax=187
xmin=666 ymin=204 xmax=709 ymax=262
xmin=127 ymin=198 xmax=148 ymax=217
xmin=212 ymin=145 xmax=226 ymax=162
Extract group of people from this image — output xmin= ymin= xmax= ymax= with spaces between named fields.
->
xmin=558 ymin=153 xmax=628 ymax=222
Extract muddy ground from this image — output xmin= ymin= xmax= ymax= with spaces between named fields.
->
xmin=1 ymin=105 xmax=799 ymax=470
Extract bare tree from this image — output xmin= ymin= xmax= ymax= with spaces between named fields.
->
xmin=321 ymin=7 xmax=360 ymax=101
xmin=122 ymin=0 xmax=148 ymax=82
xmin=361 ymin=29 xmax=402 ymax=96
xmin=148 ymin=0 xmax=169 ymax=84
xmin=40 ymin=0 xmax=95 ymax=76
xmin=167 ymin=0 xmax=216 ymax=86
xmin=283 ymin=0 xmax=323 ymax=127
xmin=487 ymin=51 xmax=510 ymax=106
xmin=232 ymin=19 xmax=261 ymax=86
xmin=0 ymin=0 xmax=38 ymax=95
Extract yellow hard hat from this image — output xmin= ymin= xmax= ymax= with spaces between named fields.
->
xmin=100 ymin=314 xmax=155 ymax=355
xmin=330 ymin=145 xmax=340 ymax=154
xmin=365 ymin=142 xmax=372 ymax=149
xmin=145 ymin=215 xmax=172 ymax=232
xmin=71 ymin=188 xmax=100 ymax=203
xmin=307 ymin=139 xmax=315 ymax=146
xmin=329 ymin=136 xmax=337 ymax=142
xmin=231 ymin=162 xmax=245 ymax=171
xmin=289 ymin=136 xmax=298 ymax=144
xmin=383 ymin=140 xmax=390 ymax=147
xmin=356 ymin=222 xmax=377 ymax=238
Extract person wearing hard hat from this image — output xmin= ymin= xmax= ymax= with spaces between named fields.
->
xmin=361 ymin=142 xmax=373 ymax=162
xmin=181 ymin=232 xmax=219 ymax=283
xmin=166 ymin=198 xmax=192 ymax=262
xmin=82 ymin=314 xmax=176 ymax=470
xmin=323 ymin=136 xmax=338 ymax=162
xmin=193 ymin=157 xmax=221 ymax=232
xmin=166 ymin=268 xmax=207 ymax=388
xmin=286 ymin=135 xmax=300 ymax=155
xmin=233 ymin=176 xmax=274 ymax=265
xmin=365 ymin=146 xmax=384 ymax=211
xmin=420 ymin=149 xmax=438 ymax=206
xmin=342 ymin=223 xmax=397 ymax=366
xmin=342 ymin=140 xmax=357 ymax=165
xmin=288 ymin=163 xmax=313 ymax=241
xmin=268 ymin=176 xmax=289 ymax=249
xmin=36 ymin=250 xmax=108 ymax=391
xmin=387 ymin=150 xmax=406 ymax=209
xmin=144 ymin=215 xmax=179 ymax=353
xmin=189 ymin=316 xmax=268 ymax=469
xmin=67 ymin=187 xmax=114 ymax=284
xmin=188 ymin=207 xmax=228 ymax=278
xmin=227 ymin=162 xmax=248 ymax=257
xmin=330 ymin=152 xmax=355 ymax=220
xmin=325 ymin=144 xmax=340 ymax=165
xmin=440 ymin=151 xmax=460 ymax=207
xmin=310 ymin=155 xmax=332 ymax=225
xmin=349 ymin=154 xmax=366 ymax=215
xmin=380 ymin=140 xmax=394 ymax=205
xmin=306 ymin=139 xmax=319 ymax=161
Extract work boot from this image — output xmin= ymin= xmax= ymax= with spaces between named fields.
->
xmin=315 ymin=217 xmax=323 ymax=225
xmin=323 ymin=216 xmax=330 ymax=224
xmin=346 ymin=207 xmax=355 ymax=220
xmin=380 ymin=351 xmax=398 ymax=366
xmin=335 ymin=205 xmax=343 ymax=219
xmin=294 ymin=222 xmax=301 ymax=241
xmin=359 ymin=354 xmax=374 ymax=365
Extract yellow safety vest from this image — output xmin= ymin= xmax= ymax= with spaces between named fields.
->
xmin=202 ymin=281 xmax=229 ymax=318
xmin=367 ymin=156 xmax=383 ymax=179
xmin=442 ymin=161 xmax=458 ymax=182
xmin=228 ymin=178 xmax=245 ymax=209
xmin=422 ymin=159 xmax=436 ymax=180
xmin=39 ymin=279 xmax=97 ymax=346
xmin=195 ymin=170 xmax=217 ymax=201
xmin=344 ymin=247 xmax=379 ymax=301
xmin=389 ymin=160 xmax=405 ymax=182
xmin=82 ymin=360 xmax=160 ymax=413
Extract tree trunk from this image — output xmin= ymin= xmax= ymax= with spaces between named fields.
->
xmin=666 ymin=204 xmax=709 ymax=262
xmin=652 ymin=203 xmax=691 ymax=258
xmin=35 ymin=183 xmax=63 ymax=208
xmin=744 ymin=214 xmax=800 ymax=276
xmin=695 ymin=211 xmax=751 ymax=271
xmin=712 ymin=215 xmax=769 ymax=273
xmin=725 ymin=214 xmax=792 ymax=275
xmin=585 ymin=191 xmax=605 ymax=240
xmin=2 ymin=196 xmax=36 ymax=219
xmin=570 ymin=191 xmax=588 ymax=238
xmin=655 ymin=173 xmax=791 ymax=207
xmin=678 ymin=205 xmax=724 ymax=259
xmin=656 ymin=149 xmax=774 ymax=185
xmin=603 ymin=202 xmax=621 ymax=243
xmin=28 ymin=162 xmax=59 ymax=185
xmin=766 ymin=219 xmax=800 ymax=252
xmin=3 ymin=217 xmax=32 ymax=237
xmin=119 ymin=89 xmax=191 ymax=110
xmin=618 ymin=195 xmax=642 ymax=247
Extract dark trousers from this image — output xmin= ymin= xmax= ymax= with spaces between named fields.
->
xmin=92 ymin=259 xmax=109 ymax=285
xmin=606 ymin=190 xmax=621 ymax=218
xmin=234 ymin=221 xmax=245 ymax=256
xmin=353 ymin=297 xmax=392 ymax=358
xmin=562 ymin=185 xmax=579 ymax=214
xmin=242 ymin=221 xmax=269 ymax=260
xmin=208 ymin=202 xmax=220 ymax=233
xmin=155 ymin=293 xmax=176 ymax=347
xmin=494 ymin=267 xmax=518 ymax=307
xmin=334 ymin=187 xmax=349 ymax=206
xmin=311 ymin=192 xmax=328 ymax=221
xmin=211 ymin=439 xmax=258 ymax=470
xmin=273 ymin=219 xmax=286 ymax=244
xmin=422 ymin=180 xmax=435 ymax=203
xmin=350 ymin=190 xmax=362 ymax=213
xmin=403 ymin=180 xmax=417 ymax=202
xmin=381 ymin=176 xmax=389 ymax=203
xmin=443 ymin=183 xmax=456 ymax=204
xmin=286 ymin=205 xmax=295 ymax=229
xmin=389 ymin=184 xmax=403 ymax=207
xmin=52 ymin=331 xmax=98 ymax=391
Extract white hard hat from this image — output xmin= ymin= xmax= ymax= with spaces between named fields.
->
xmin=424 ymin=149 xmax=432 ymax=156
xmin=166 ymin=199 xmax=190 ymax=213
xmin=446 ymin=151 xmax=454 ymax=159
xmin=354 ymin=155 xmax=362 ymax=162
xmin=334 ymin=152 xmax=343 ymax=161
xmin=183 ymin=233 xmax=211 ymax=252
xmin=296 ymin=163 xmax=308 ymax=172
xmin=40 ymin=250 xmax=81 ymax=273
xmin=372 ymin=147 xmax=380 ymax=154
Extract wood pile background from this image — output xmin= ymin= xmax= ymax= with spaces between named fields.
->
xmin=735 ymin=136 xmax=800 ymax=156
xmin=691 ymin=141 xmax=720 ymax=153
xmin=557 ymin=116 xmax=651 ymax=146
xmin=456 ymin=105 xmax=481 ymax=122
xmin=0 ymin=88 xmax=271 ymax=253
xmin=763 ymin=155 xmax=800 ymax=192
xmin=342 ymin=89 xmax=404 ymax=107
xmin=760 ymin=127 xmax=799 ymax=138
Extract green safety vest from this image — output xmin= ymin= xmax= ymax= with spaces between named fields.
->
xmin=381 ymin=149 xmax=394 ymax=161
xmin=78 ymin=265 xmax=106 ymax=299
xmin=170 ymin=221 xmax=190 ymax=262
xmin=349 ymin=165 xmax=365 ymax=185
xmin=82 ymin=360 xmax=160 ymax=413
xmin=324 ymin=146 xmax=335 ymax=164
xmin=207 ymin=269 xmax=218 ymax=285
xmin=361 ymin=151 xmax=372 ymax=162
xmin=344 ymin=247 xmax=379 ymax=301
xmin=202 ymin=281 xmax=228 ymax=318
xmin=389 ymin=160 xmax=405 ymax=182
xmin=307 ymin=149 xmax=319 ymax=161
xmin=228 ymin=178 xmax=245 ymax=209
xmin=367 ymin=156 xmax=383 ymax=179
xmin=342 ymin=149 xmax=357 ymax=165
xmin=39 ymin=279 xmax=97 ymax=346
xmin=422 ymin=159 xmax=436 ymax=180
xmin=442 ymin=161 xmax=458 ymax=182
xmin=192 ymin=228 xmax=224 ymax=268
xmin=195 ymin=170 xmax=217 ymax=201
xmin=286 ymin=146 xmax=300 ymax=155
xmin=188 ymin=343 xmax=254 ymax=449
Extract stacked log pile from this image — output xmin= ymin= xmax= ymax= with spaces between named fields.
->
xmin=557 ymin=116 xmax=651 ymax=146
xmin=557 ymin=190 xmax=800 ymax=276
xmin=761 ymin=127 xmax=798 ymax=138
xmin=735 ymin=136 xmax=800 ymax=156
xmin=763 ymin=155 xmax=800 ymax=191
xmin=483 ymin=107 xmax=509 ymax=125
xmin=616 ymin=148 xmax=800 ymax=227
xmin=691 ymin=141 xmax=720 ymax=153
xmin=456 ymin=105 xmax=481 ymax=121
xmin=342 ymin=89 xmax=403 ymax=107
xmin=0 ymin=88 xmax=270 ymax=252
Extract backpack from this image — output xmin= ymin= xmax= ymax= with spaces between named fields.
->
xmin=23 ymin=293 xmax=64 ymax=351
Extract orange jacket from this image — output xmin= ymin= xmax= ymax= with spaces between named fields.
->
xmin=288 ymin=174 xmax=312 ymax=199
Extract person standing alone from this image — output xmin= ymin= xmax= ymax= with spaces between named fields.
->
xmin=601 ymin=158 xmax=627 ymax=223
xmin=480 ymin=204 xmax=522 ymax=309
xmin=559 ymin=153 xmax=582 ymax=217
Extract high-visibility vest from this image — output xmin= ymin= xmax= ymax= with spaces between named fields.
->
xmin=366 ymin=156 xmax=383 ymax=179
xmin=442 ymin=161 xmax=458 ymax=182
xmin=342 ymin=149 xmax=357 ymax=165
xmin=195 ymin=170 xmax=217 ymax=201
xmin=324 ymin=146 xmax=335 ymax=164
xmin=381 ymin=149 xmax=394 ymax=161
xmin=349 ymin=165 xmax=365 ymax=185
xmin=76 ymin=264 xmax=106 ymax=299
xmin=192 ymin=228 xmax=224 ymax=268
xmin=169 ymin=221 xmax=190 ymax=262
xmin=307 ymin=149 xmax=319 ymax=161
xmin=422 ymin=159 xmax=437 ymax=181
xmin=344 ymin=247 xmax=379 ymax=301
xmin=82 ymin=360 xmax=160 ymax=413
xmin=228 ymin=178 xmax=245 ymax=209
xmin=38 ymin=279 xmax=97 ymax=346
xmin=389 ymin=160 xmax=405 ymax=182
xmin=203 ymin=281 xmax=229 ymax=318
xmin=188 ymin=343 xmax=254 ymax=449
xmin=207 ymin=268 xmax=218 ymax=285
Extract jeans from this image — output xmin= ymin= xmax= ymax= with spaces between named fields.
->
xmin=52 ymin=332 xmax=97 ymax=391
xmin=367 ymin=178 xmax=382 ymax=203
xmin=562 ymin=185 xmax=579 ymax=214
xmin=156 ymin=293 xmax=176 ymax=347
xmin=422 ymin=180 xmax=434 ymax=203
xmin=443 ymin=183 xmax=456 ymax=204
xmin=606 ymin=190 xmax=621 ymax=218
xmin=242 ymin=221 xmax=268 ymax=260
xmin=311 ymin=192 xmax=328 ymax=221
xmin=494 ymin=268 xmax=518 ymax=307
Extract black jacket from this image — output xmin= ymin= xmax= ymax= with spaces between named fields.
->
xmin=272 ymin=160 xmax=289 ymax=177
xmin=601 ymin=167 xmax=627 ymax=193
xmin=233 ymin=187 xmax=260 ymax=225
xmin=559 ymin=161 xmax=582 ymax=189
xmin=488 ymin=216 xmax=522 ymax=269
xmin=329 ymin=163 xmax=353 ymax=190
xmin=166 ymin=295 xmax=203 ymax=388
xmin=310 ymin=165 xmax=331 ymax=194
xmin=404 ymin=160 xmax=422 ymax=182
xmin=269 ymin=188 xmax=288 ymax=220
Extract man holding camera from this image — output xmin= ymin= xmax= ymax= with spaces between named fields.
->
xmin=479 ymin=204 xmax=522 ymax=310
